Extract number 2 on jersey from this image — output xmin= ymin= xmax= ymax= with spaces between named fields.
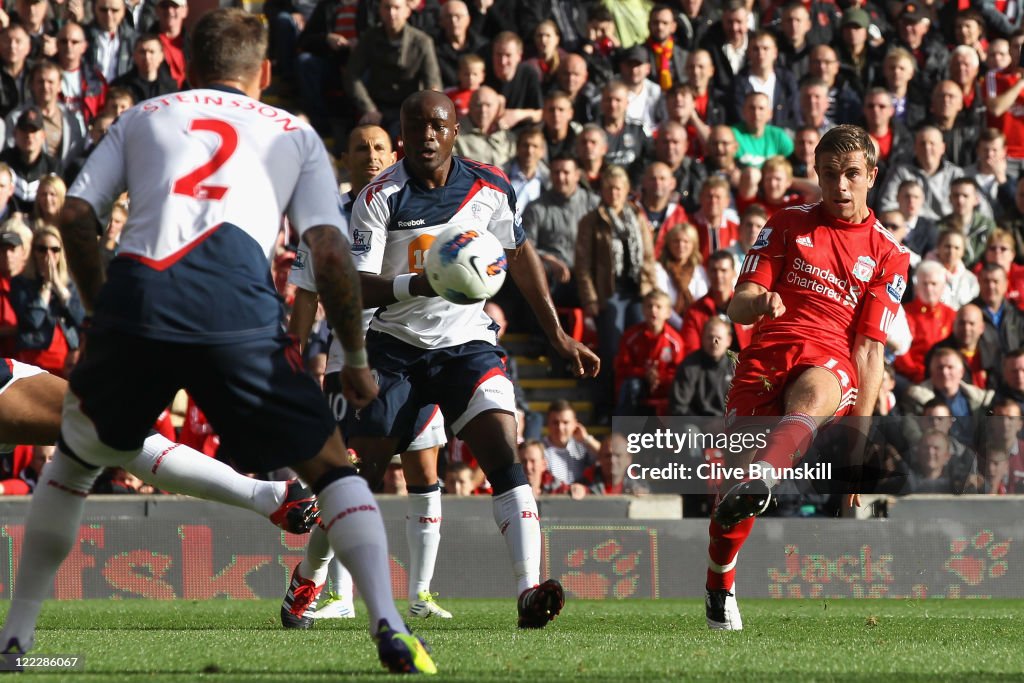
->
xmin=172 ymin=119 xmax=238 ymax=201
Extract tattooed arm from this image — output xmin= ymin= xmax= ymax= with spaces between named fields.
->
xmin=303 ymin=225 xmax=377 ymax=408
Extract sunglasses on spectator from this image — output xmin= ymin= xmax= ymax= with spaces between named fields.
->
xmin=35 ymin=245 xmax=61 ymax=254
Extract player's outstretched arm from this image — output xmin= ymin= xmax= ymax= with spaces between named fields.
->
xmin=506 ymin=239 xmax=600 ymax=378
xmin=59 ymin=197 xmax=106 ymax=313
xmin=303 ymin=225 xmax=377 ymax=408
xmin=727 ymin=281 xmax=785 ymax=325
xmin=357 ymin=272 xmax=437 ymax=308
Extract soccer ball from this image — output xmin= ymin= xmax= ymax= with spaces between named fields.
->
xmin=425 ymin=226 xmax=508 ymax=304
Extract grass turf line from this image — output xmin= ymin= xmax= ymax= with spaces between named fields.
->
xmin=3 ymin=599 xmax=1023 ymax=682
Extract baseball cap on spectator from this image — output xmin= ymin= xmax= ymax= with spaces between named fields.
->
xmin=619 ymin=46 xmax=648 ymax=67
xmin=0 ymin=232 xmax=21 ymax=248
xmin=159 ymin=0 xmax=187 ymax=5
xmin=15 ymin=107 xmax=43 ymax=133
xmin=899 ymin=2 xmax=932 ymax=23
xmin=841 ymin=8 xmax=871 ymax=29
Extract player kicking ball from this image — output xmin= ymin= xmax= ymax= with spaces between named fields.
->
xmin=705 ymin=125 xmax=909 ymax=630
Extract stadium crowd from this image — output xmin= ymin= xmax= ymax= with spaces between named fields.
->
xmin=0 ymin=0 xmax=1021 ymax=503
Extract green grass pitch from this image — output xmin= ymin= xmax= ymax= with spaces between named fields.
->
xmin=5 ymin=599 xmax=1023 ymax=682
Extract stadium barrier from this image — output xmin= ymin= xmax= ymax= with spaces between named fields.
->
xmin=0 ymin=495 xmax=1021 ymax=600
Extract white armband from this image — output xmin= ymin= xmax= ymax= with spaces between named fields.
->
xmin=344 ymin=348 xmax=369 ymax=369
xmin=392 ymin=273 xmax=417 ymax=302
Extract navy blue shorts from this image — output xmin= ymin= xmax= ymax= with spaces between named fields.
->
xmin=323 ymin=371 xmax=446 ymax=450
xmin=345 ymin=331 xmax=516 ymax=452
xmin=66 ymin=329 xmax=336 ymax=473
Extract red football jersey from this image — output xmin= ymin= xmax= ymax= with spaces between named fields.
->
xmin=737 ymin=203 xmax=910 ymax=361
xmin=986 ymin=69 xmax=1024 ymax=158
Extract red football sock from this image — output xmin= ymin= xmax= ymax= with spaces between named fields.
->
xmin=754 ymin=413 xmax=817 ymax=473
xmin=706 ymin=516 xmax=755 ymax=591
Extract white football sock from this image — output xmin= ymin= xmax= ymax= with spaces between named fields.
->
xmin=0 ymin=449 xmax=101 ymax=652
xmin=329 ymin=558 xmax=353 ymax=603
xmin=406 ymin=487 xmax=441 ymax=601
xmin=492 ymin=485 xmax=541 ymax=594
xmin=129 ymin=433 xmax=285 ymax=516
xmin=318 ymin=475 xmax=406 ymax=634
xmin=298 ymin=524 xmax=333 ymax=586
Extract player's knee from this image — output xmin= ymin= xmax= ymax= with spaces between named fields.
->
xmin=43 ymin=446 xmax=103 ymax=493
xmin=485 ymin=461 xmax=529 ymax=495
xmin=400 ymin=451 xmax=437 ymax=487
xmin=459 ymin=411 xmax=518 ymax=474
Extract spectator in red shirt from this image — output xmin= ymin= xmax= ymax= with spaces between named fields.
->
xmin=893 ymin=260 xmax=957 ymax=384
xmin=691 ymin=176 xmax=738 ymax=262
xmin=443 ymin=53 xmax=485 ymax=118
xmin=0 ymin=227 xmax=23 ymax=357
xmin=972 ymin=228 xmax=1024 ymax=308
xmin=56 ymin=21 xmax=107 ymax=124
xmin=684 ymin=49 xmax=727 ymax=130
xmin=641 ymin=160 xmax=690 ymax=257
xmin=949 ymin=45 xmax=985 ymax=130
xmin=614 ymin=289 xmax=687 ymax=415
xmin=0 ymin=444 xmax=51 ymax=494
xmin=680 ymin=249 xmax=752 ymax=355
xmin=736 ymin=155 xmax=819 ymax=219
xmin=985 ymin=30 xmax=1024 ymax=179
xmin=928 ymin=303 xmax=1001 ymax=389
xmin=525 ymin=20 xmax=565 ymax=91
xmin=153 ymin=0 xmax=188 ymax=88
xmin=862 ymin=87 xmax=913 ymax=180
xmin=519 ymin=439 xmax=571 ymax=497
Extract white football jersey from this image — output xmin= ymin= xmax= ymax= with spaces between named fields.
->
xmin=349 ymin=156 xmax=524 ymax=349
xmin=69 ymin=87 xmax=345 ymax=342
xmin=72 ymin=88 xmax=341 ymax=260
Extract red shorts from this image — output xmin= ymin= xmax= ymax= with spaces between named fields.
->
xmin=726 ymin=342 xmax=858 ymax=419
